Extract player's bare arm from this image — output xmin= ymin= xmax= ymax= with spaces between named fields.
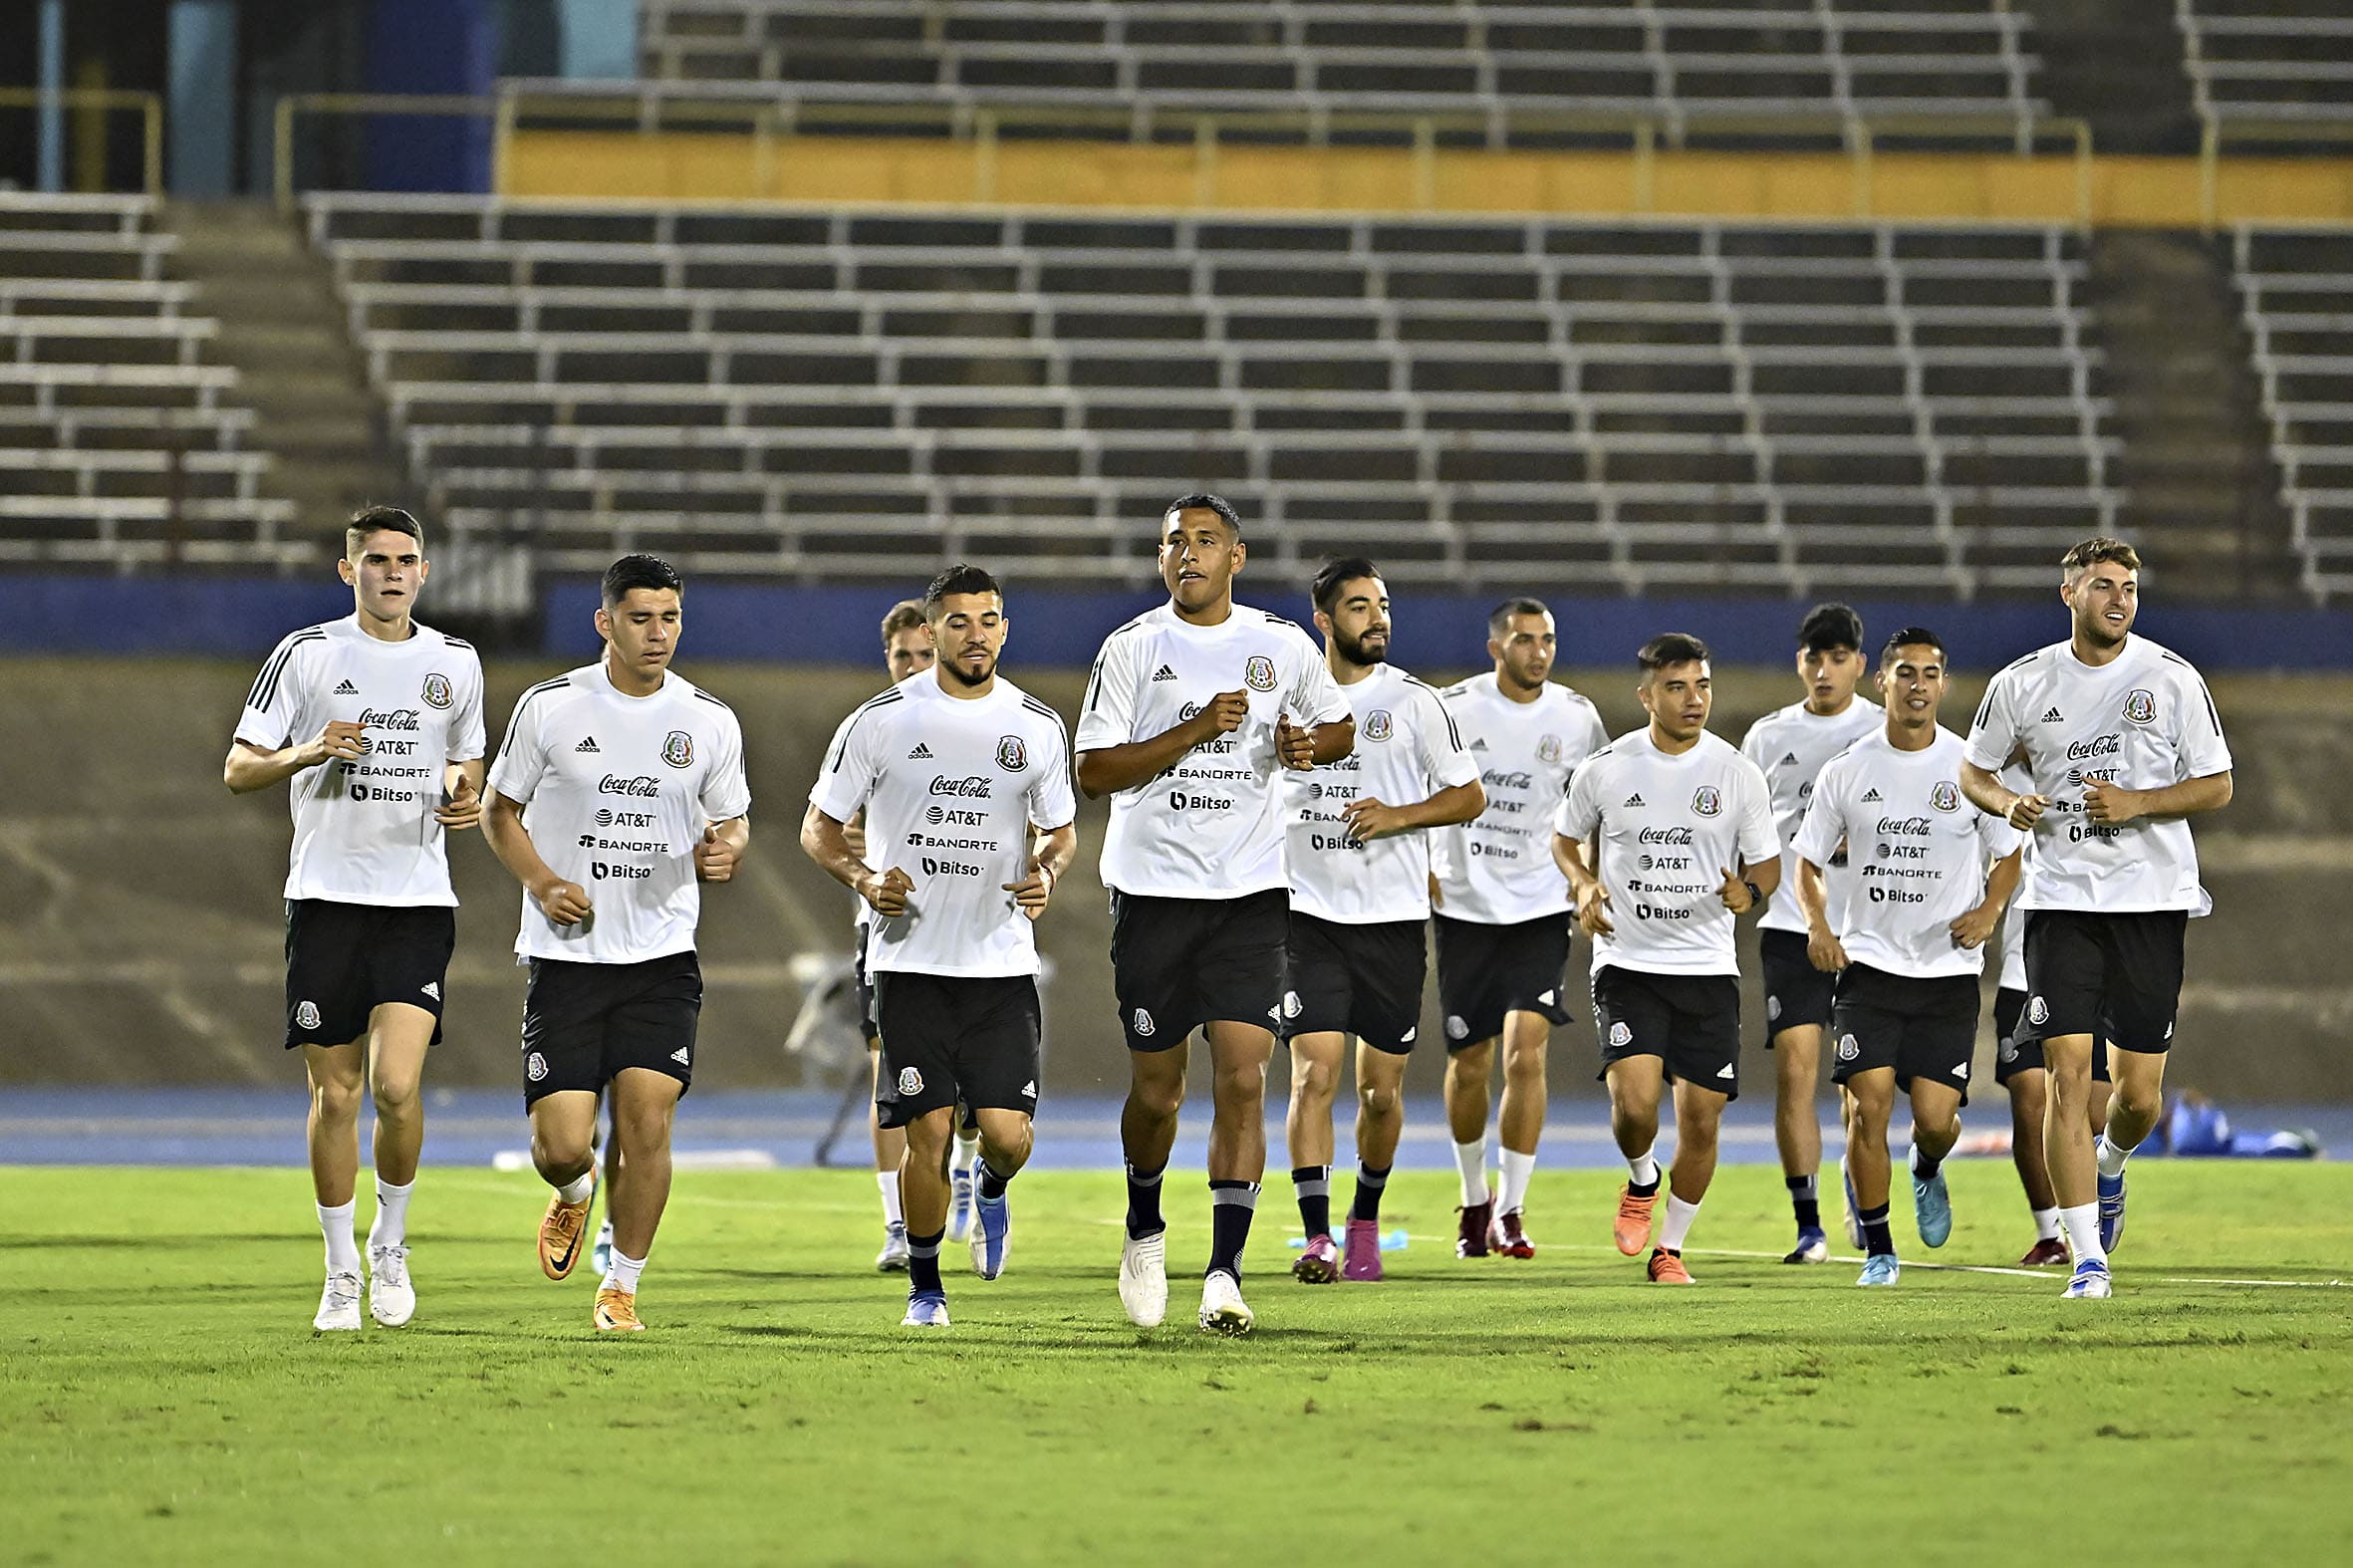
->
xmin=1003 ymin=821 xmax=1080 ymax=918
xmin=1276 ymin=712 xmax=1356 ymax=771
xmin=434 ymin=760 xmax=485 ymax=831
xmin=800 ymin=802 xmax=914 ymax=915
xmin=2083 ymin=770 xmax=2233 ymax=826
xmin=693 ymin=816 xmax=750 ymax=883
xmin=1793 ymin=856 xmax=1848 ymax=973
xmin=1340 ymin=778 xmax=1484 ymax=842
xmin=1717 ymin=857 xmax=1780 ymax=914
xmin=1949 ymin=846 xmax=2023 ymax=950
xmin=1075 ymin=688 xmax=1248 ymax=797
xmin=484 ymin=789 xmax=592 ymax=925
xmin=1960 ymin=758 xmax=2048 ymax=830
xmin=1553 ymin=834 xmax=1614 ymax=936
xmin=222 ymin=719 xmax=368 ymax=794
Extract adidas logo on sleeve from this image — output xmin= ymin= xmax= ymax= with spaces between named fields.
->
xmin=1151 ymin=664 xmax=1177 ymax=682
xmin=908 ymin=742 xmax=932 ymax=758
xmin=1623 ymin=793 xmax=1644 ymax=807
xmin=575 ymin=736 xmax=600 ymax=752
xmin=1862 ymin=787 xmax=1881 ymax=802
xmin=334 ymin=678 xmax=359 ymax=694
xmin=2041 ymin=707 xmax=2065 ymax=723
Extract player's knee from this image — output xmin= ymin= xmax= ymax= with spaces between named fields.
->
xmin=2115 ymin=1082 xmax=2163 ymax=1126
xmin=371 ymin=1072 xmax=421 ymax=1118
xmin=1501 ymin=1048 xmax=1546 ymax=1088
xmin=1358 ymin=1078 xmax=1400 ymax=1121
xmin=1131 ymin=1075 xmax=1184 ymax=1122
xmin=311 ymin=1075 xmax=364 ymax=1124
xmin=1213 ymin=1058 xmax=1266 ymax=1106
xmin=1678 ymin=1116 xmax=1721 ymax=1158
xmin=1292 ymin=1053 xmax=1339 ymax=1103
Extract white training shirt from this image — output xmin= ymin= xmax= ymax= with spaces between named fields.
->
xmin=1282 ymin=661 xmax=1481 ymax=923
xmin=1793 ymin=727 xmax=2023 ymax=980
xmin=1074 ymin=602 xmax=1350 ymax=899
xmin=487 ymin=660 xmax=751 ymax=964
xmin=1740 ymin=695 xmax=1883 ymax=936
xmin=1432 ymin=673 xmax=1611 ymax=924
xmin=1963 ymin=636 xmax=2231 ymax=915
xmin=1555 ymin=727 xmax=1779 ymax=977
xmin=811 ymin=668 xmax=1076 ymax=978
xmin=234 ymin=615 xmax=486 ymax=907
xmin=1995 ymin=760 xmax=2034 ymax=991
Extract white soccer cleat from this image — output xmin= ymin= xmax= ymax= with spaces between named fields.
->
xmin=1198 ymin=1269 xmax=1254 ymax=1337
xmin=367 ymin=1244 xmax=415 ymax=1327
xmin=314 ymin=1270 xmax=363 ymax=1332
xmin=1119 ymin=1229 xmax=1169 ymax=1328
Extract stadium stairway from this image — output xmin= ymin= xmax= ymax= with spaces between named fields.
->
xmin=2083 ymin=227 xmax=2298 ymax=599
xmin=2018 ymin=0 xmax=2202 ymax=153
xmin=161 ymin=201 xmax=409 ymax=536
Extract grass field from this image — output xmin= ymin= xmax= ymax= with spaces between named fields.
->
xmin=6 ymin=1161 xmax=2350 ymax=1566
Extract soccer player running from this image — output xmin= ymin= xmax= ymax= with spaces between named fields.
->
xmin=1431 ymin=600 xmax=1609 ymax=1258
xmin=802 ymin=565 xmax=1078 ymax=1327
xmin=1987 ymin=761 xmax=2111 ymax=1267
xmin=1792 ymin=630 xmax=2023 ymax=1286
xmin=482 ymin=554 xmax=751 ymax=1332
xmin=1961 ymin=538 xmax=2231 ymax=1299
xmin=1552 ymin=634 xmax=1778 ymax=1284
xmin=224 ymin=505 xmax=485 ymax=1332
xmin=1279 ymin=559 xmax=1484 ymax=1284
xmin=1738 ymin=604 xmax=1881 ymax=1264
xmin=1076 ymin=493 xmax=1354 ymax=1335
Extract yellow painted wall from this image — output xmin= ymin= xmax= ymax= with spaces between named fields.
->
xmin=501 ymin=130 xmax=2353 ymax=227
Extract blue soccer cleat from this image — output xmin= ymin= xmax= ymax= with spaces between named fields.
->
xmin=1783 ymin=1226 xmax=1829 ymax=1264
xmin=970 ymin=1192 xmax=1010 ymax=1280
xmin=1856 ymin=1253 xmax=1901 ymax=1287
xmin=590 ymin=1218 xmax=614 ymax=1280
xmin=2063 ymin=1257 xmax=2112 ymax=1299
xmin=946 ymin=1164 xmax=977 ymax=1243
xmin=902 ymin=1289 xmax=950 ymax=1328
xmin=2096 ymin=1163 xmax=2127 ymax=1253
xmin=1913 ymin=1166 xmax=1953 ymax=1249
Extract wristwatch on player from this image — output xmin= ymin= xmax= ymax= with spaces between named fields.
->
xmin=1742 ymin=879 xmax=1765 ymax=912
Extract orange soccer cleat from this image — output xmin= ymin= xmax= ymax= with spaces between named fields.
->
xmin=1613 ymin=1184 xmax=1657 ymax=1257
xmin=1648 ymin=1248 xmax=1695 ymax=1285
xmin=593 ymin=1287 xmax=643 ymax=1332
xmin=539 ymin=1175 xmax=596 ymax=1280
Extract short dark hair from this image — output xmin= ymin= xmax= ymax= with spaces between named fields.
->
xmin=923 ymin=563 xmax=1003 ymax=618
xmin=1312 ymin=556 xmax=1382 ymax=615
xmin=2062 ymin=536 xmax=2141 ymax=580
xmin=601 ymin=553 xmax=683 ymax=608
xmin=880 ymin=599 xmax=926 ymax=645
xmin=1165 ymin=492 xmax=1242 ymax=539
xmin=1487 ymin=596 xmax=1549 ymax=641
xmin=1638 ymin=633 xmax=1710 ymax=677
xmin=1797 ymin=602 xmax=1864 ymax=653
xmin=1881 ymin=627 xmax=1946 ymax=664
xmin=343 ymin=504 xmax=422 ymax=560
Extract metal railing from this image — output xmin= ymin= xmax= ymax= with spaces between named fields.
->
xmin=0 ymin=88 xmax=163 ymax=199
xmin=270 ymin=93 xmax=507 ymax=214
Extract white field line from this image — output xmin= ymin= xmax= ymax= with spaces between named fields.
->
xmin=1402 ymin=1236 xmax=2351 ymax=1288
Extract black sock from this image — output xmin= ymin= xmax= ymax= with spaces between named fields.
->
xmin=1861 ymin=1203 xmax=1895 ymax=1258
xmin=1787 ymin=1174 xmax=1821 ymax=1231
xmin=1207 ymin=1179 xmax=1259 ymax=1281
xmin=1911 ymin=1146 xmax=1943 ymax=1181
xmin=1125 ymin=1161 xmax=1165 ymax=1239
xmin=1291 ymin=1165 xmax=1331 ymax=1239
xmin=1351 ymin=1163 xmax=1391 ymax=1223
xmin=1628 ymin=1172 xmax=1661 ymax=1198
xmin=979 ymin=1158 xmax=1012 ymax=1201
xmin=908 ymin=1228 xmax=945 ymax=1294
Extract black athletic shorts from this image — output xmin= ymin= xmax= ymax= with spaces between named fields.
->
xmin=283 ymin=899 xmax=453 ymax=1050
xmin=1993 ymin=984 xmax=2113 ymax=1086
xmin=520 ymin=950 xmax=701 ymax=1108
xmin=1281 ymin=912 xmax=1428 ymax=1055
xmin=1111 ymin=888 xmax=1288 ymax=1052
xmin=2022 ymin=909 xmax=2187 ymax=1057
xmin=1829 ymin=963 xmax=1978 ymax=1106
xmin=1434 ymin=912 xmax=1572 ymax=1049
xmin=873 ymin=971 xmax=1041 ymax=1130
xmin=1592 ymin=964 xmax=1742 ymax=1101
xmin=1759 ymin=926 xmax=1836 ymax=1044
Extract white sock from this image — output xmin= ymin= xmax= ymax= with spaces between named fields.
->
xmin=556 ymin=1171 xmax=594 ymax=1204
xmin=878 ymin=1169 xmax=904 ymax=1228
xmin=2095 ymin=1133 xmax=2132 ymax=1179
xmin=1660 ymin=1194 xmax=1700 ymax=1251
xmin=317 ymin=1200 xmax=361 ymax=1275
xmin=2032 ymin=1205 xmax=2061 ymax=1241
xmin=1452 ymin=1139 xmax=1489 ymax=1205
xmin=1497 ymin=1148 xmax=1537 ymax=1216
xmin=956 ymin=1128 xmax=982 ymax=1175
xmin=1626 ymin=1148 xmax=1660 ymax=1188
xmin=603 ymin=1246 xmax=647 ymax=1295
xmin=2059 ymin=1201 xmax=2106 ymax=1265
xmin=369 ymin=1177 xmax=413 ymax=1251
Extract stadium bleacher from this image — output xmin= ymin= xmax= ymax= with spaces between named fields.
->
xmin=310 ymin=193 xmax=2120 ymax=599
xmin=0 ymin=195 xmax=299 ymax=570
xmin=2235 ymin=224 xmax=2353 ymax=600
xmin=2181 ymin=0 xmax=2353 ymax=132
xmin=633 ymin=0 xmax=2048 ymax=147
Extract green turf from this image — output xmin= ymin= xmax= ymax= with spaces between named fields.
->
xmin=5 ymin=1161 xmax=2350 ymax=1566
